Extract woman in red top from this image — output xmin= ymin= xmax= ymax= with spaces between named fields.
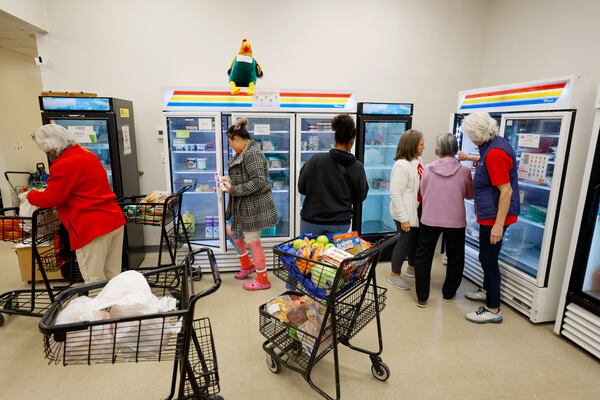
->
xmin=26 ymin=124 xmax=125 ymax=283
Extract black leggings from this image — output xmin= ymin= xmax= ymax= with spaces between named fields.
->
xmin=391 ymin=221 xmax=419 ymax=274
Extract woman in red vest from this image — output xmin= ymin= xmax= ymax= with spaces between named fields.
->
xmin=26 ymin=124 xmax=125 ymax=283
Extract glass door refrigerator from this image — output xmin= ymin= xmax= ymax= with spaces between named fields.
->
xmin=555 ymin=88 xmax=600 ymax=359
xmin=163 ymin=113 xmax=225 ymax=250
xmin=39 ymin=96 xmax=144 ymax=269
xmin=228 ymin=113 xmax=295 ymax=240
xmin=354 ymin=102 xmax=413 ymax=260
xmin=452 ymin=76 xmax=589 ymax=323
xmin=294 ymin=113 xmax=356 ymax=234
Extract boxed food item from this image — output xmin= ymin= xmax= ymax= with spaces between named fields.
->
xmin=15 ymin=244 xmax=62 ymax=281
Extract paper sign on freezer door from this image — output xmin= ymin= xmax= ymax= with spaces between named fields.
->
xmin=122 ymin=125 xmax=132 ymax=155
xmin=518 ymin=133 xmax=541 ymax=148
xmin=68 ymin=125 xmax=97 ymax=144
xmin=254 ymin=124 xmax=270 ymax=135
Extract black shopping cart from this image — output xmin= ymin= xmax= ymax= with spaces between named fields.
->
xmin=39 ymin=249 xmax=222 ymax=400
xmin=260 ymin=234 xmax=398 ymax=400
xmin=0 ymin=206 xmax=65 ymax=327
xmin=119 ymin=186 xmax=194 ymax=273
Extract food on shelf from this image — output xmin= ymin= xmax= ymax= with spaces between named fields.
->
xmin=308 ymin=136 xmax=319 ymax=151
xmin=0 ymin=218 xmax=25 ymax=240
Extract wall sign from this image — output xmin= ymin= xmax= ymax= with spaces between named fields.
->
xmin=457 ymin=76 xmax=575 ymax=113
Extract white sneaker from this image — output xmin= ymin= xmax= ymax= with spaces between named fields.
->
xmin=404 ymin=266 xmax=415 ymax=278
xmin=465 ymin=289 xmax=486 ymax=302
xmin=441 ymin=254 xmax=448 ymax=265
xmin=465 ymin=306 xmax=503 ymax=324
xmin=387 ymin=275 xmax=410 ymax=290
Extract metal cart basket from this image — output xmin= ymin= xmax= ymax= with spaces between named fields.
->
xmin=119 ymin=186 xmax=194 ymax=272
xmin=39 ymin=249 xmax=222 ymax=400
xmin=260 ymin=234 xmax=398 ymax=400
xmin=0 ymin=206 xmax=63 ymax=327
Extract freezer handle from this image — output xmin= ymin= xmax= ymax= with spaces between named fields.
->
xmin=587 ymin=184 xmax=600 ymax=226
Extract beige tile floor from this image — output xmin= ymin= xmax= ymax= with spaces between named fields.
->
xmin=0 ymin=242 xmax=598 ymax=399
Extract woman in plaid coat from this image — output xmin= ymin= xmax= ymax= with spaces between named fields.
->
xmin=222 ymin=117 xmax=278 ymax=290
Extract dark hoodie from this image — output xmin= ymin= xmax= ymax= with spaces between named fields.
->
xmin=298 ymin=149 xmax=369 ymax=225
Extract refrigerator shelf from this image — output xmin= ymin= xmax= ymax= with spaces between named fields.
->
xmin=365 ymin=145 xmax=396 ymax=148
xmin=269 ymin=168 xmax=289 ymax=172
xmin=365 ymin=166 xmax=392 ymax=170
xmin=86 ymin=143 xmax=110 ymax=149
xmin=272 ymin=190 xmax=288 ymax=193
xmin=263 ymin=151 xmax=289 ymax=154
xmin=185 ymin=191 xmax=217 ymax=195
xmin=250 ymin=130 xmax=289 ymax=134
xmin=465 ymin=199 xmax=545 ymax=229
xmin=302 ymin=150 xmax=329 ymax=154
xmin=172 ymin=151 xmax=217 ymax=154
xmin=174 ymin=170 xmax=217 ymax=174
xmin=301 ymin=130 xmax=334 ymax=134
xmin=519 ymin=181 xmax=552 ymax=191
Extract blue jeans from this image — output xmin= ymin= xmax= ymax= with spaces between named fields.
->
xmin=299 ymin=220 xmax=350 ymax=237
xmin=478 ymin=225 xmax=506 ymax=309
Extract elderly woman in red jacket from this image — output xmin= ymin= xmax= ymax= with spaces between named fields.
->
xmin=27 ymin=124 xmax=125 ymax=283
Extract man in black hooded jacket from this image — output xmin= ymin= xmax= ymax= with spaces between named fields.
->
xmin=298 ymin=114 xmax=369 ymax=235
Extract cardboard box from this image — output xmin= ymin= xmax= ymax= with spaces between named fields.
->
xmin=15 ymin=245 xmax=63 ymax=282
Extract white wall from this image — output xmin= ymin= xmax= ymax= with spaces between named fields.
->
xmin=0 ymin=0 xmax=47 ymax=31
xmin=0 ymin=47 xmax=46 ymax=207
xmin=36 ymin=0 xmax=488 ymax=193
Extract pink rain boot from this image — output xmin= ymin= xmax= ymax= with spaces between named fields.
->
xmin=230 ymin=234 xmax=254 ymax=279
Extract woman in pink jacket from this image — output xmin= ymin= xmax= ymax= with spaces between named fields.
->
xmin=414 ymin=133 xmax=473 ymax=307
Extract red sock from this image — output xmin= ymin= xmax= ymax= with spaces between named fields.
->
xmin=249 ymin=241 xmax=269 ymax=284
xmin=238 ymin=252 xmax=253 ymax=270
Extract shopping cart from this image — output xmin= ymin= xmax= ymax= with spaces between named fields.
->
xmin=260 ymin=234 xmax=398 ymax=400
xmin=119 ymin=186 xmax=194 ymax=273
xmin=39 ymin=248 xmax=222 ymax=400
xmin=0 ymin=206 xmax=63 ymax=327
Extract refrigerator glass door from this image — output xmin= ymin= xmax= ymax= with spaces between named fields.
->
xmin=582 ymin=202 xmax=600 ymax=301
xmin=230 ymin=114 xmax=293 ymax=240
xmin=295 ymin=114 xmax=355 ymax=234
xmin=361 ymin=120 xmax=407 ymax=234
xmin=497 ymin=113 xmax=569 ymax=281
xmin=49 ymin=118 xmax=114 ymax=189
xmin=166 ymin=115 xmax=224 ymax=249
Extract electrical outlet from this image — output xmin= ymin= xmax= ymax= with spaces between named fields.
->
xmin=13 ymin=141 xmax=24 ymax=152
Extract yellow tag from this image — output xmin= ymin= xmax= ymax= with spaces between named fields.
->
xmin=119 ymin=108 xmax=130 ymax=118
xmin=175 ymin=130 xmax=190 ymax=138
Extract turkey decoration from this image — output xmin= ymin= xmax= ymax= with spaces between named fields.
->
xmin=227 ymin=39 xmax=263 ymax=96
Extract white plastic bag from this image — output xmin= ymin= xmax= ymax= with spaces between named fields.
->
xmin=18 ymin=190 xmax=38 ymax=233
xmin=55 ymin=270 xmax=181 ymax=363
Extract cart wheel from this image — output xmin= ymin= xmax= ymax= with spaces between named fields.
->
xmin=371 ymin=362 xmax=390 ymax=381
xmin=0 ymin=313 xmax=4 ymax=327
xmin=266 ymin=354 xmax=280 ymax=374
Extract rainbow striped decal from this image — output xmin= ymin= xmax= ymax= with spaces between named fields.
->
xmin=458 ymin=77 xmax=573 ymax=112
xmin=164 ymin=88 xmax=356 ymax=112
xmin=279 ymin=91 xmax=352 ymax=109
xmin=166 ymin=90 xmax=253 ymax=108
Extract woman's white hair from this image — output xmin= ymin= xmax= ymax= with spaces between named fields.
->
xmin=461 ymin=111 xmax=498 ymax=143
xmin=31 ymin=124 xmax=77 ymax=154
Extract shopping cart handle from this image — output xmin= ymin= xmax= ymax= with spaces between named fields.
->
xmin=187 ymin=248 xmax=221 ymax=300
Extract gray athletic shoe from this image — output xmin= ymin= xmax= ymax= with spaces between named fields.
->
xmin=465 ymin=306 xmax=503 ymax=324
xmin=465 ymin=289 xmax=487 ymax=302
xmin=404 ymin=265 xmax=415 ymax=278
xmin=387 ymin=275 xmax=410 ymax=290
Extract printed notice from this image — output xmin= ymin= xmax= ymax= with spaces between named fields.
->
xmin=175 ymin=130 xmax=190 ymax=138
xmin=68 ymin=125 xmax=96 ymax=144
xmin=518 ymin=133 xmax=541 ymax=148
xmin=198 ymin=118 xmax=213 ymax=131
xmin=122 ymin=125 xmax=132 ymax=155
xmin=518 ymin=153 xmax=549 ymax=184
xmin=119 ymin=108 xmax=130 ymax=118
xmin=254 ymin=124 xmax=270 ymax=136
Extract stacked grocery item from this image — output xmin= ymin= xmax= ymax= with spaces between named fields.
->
xmin=263 ymin=294 xmax=330 ymax=355
xmin=122 ymin=191 xmax=174 ymax=225
xmin=276 ymin=232 xmax=372 ymax=299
